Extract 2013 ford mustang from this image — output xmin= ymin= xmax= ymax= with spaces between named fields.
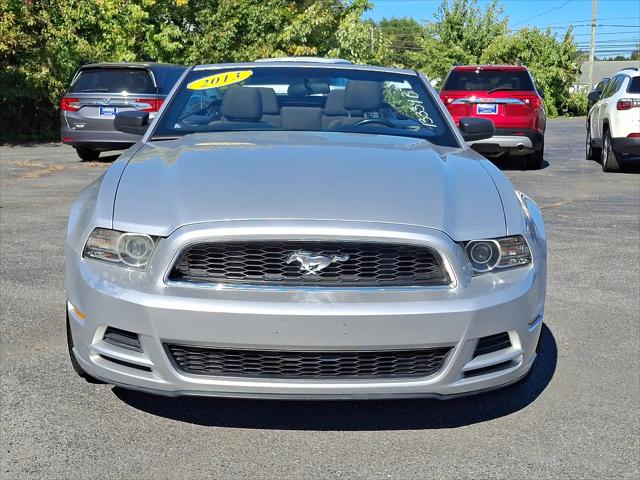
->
xmin=66 ymin=59 xmax=547 ymax=399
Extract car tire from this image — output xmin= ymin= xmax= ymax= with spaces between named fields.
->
xmin=524 ymin=139 xmax=544 ymax=170
xmin=66 ymin=313 xmax=104 ymax=384
xmin=75 ymin=147 xmax=100 ymax=162
xmin=585 ymin=123 xmax=600 ymax=160
xmin=601 ymin=130 xmax=622 ymax=172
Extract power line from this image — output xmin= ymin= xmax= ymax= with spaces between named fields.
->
xmin=518 ymin=16 xmax=640 ymax=27
xmin=512 ymin=0 xmax=576 ymax=27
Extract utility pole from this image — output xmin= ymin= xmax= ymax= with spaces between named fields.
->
xmin=587 ymin=0 xmax=597 ymax=90
xmin=370 ymin=24 xmax=375 ymax=53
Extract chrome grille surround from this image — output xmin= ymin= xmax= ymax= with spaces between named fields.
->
xmin=166 ymin=240 xmax=452 ymax=289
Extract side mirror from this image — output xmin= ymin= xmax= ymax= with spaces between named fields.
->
xmin=587 ymin=90 xmax=602 ymax=103
xmin=458 ymin=117 xmax=495 ymax=142
xmin=114 ymin=111 xmax=150 ymax=136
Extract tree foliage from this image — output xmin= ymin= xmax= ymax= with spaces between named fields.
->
xmin=481 ymin=28 xmax=582 ymax=116
xmin=0 ymin=0 xmax=586 ymax=139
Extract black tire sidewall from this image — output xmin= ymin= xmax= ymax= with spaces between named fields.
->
xmin=586 ymin=126 xmax=593 ymax=160
xmin=602 ymin=131 xmax=621 ymax=172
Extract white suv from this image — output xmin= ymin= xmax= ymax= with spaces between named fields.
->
xmin=586 ymin=67 xmax=640 ymax=172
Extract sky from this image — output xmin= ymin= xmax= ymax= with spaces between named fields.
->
xmin=364 ymin=0 xmax=640 ymax=57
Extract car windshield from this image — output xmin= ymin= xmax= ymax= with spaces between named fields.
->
xmin=442 ymin=69 xmax=535 ymax=92
xmin=152 ymin=66 xmax=458 ymax=147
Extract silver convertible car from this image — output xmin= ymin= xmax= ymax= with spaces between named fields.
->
xmin=66 ymin=59 xmax=547 ymax=399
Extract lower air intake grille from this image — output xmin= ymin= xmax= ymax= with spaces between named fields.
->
xmin=474 ymin=332 xmax=511 ymax=357
xmin=167 ymin=240 xmax=450 ymax=288
xmin=165 ymin=344 xmax=452 ymax=379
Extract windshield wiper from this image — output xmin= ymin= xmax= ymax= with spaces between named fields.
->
xmin=487 ymin=87 xmax=516 ymax=94
xmin=150 ymin=135 xmax=181 ymax=141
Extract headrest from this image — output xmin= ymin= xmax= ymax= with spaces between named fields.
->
xmin=344 ymin=80 xmax=383 ymax=111
xmin=323 ymin=89 xmax=348 ymax=116
xmin=221 ymin=86 xmax=262 ymax=121
xmin=256 ymin=87 xmax=279 ymax=115
xmin=287 ymin=81 xmax=309 ymax=97
xmin=308 ymin=81 xmax=330 ymax=94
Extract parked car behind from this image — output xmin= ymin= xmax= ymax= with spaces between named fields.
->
xmin=440 ymin=65 xmax=546 ymax=170
xmin=586 ymin=67 xmax=640 ymax=171
xmin=60 ymin=62 xmax=186 ymax=161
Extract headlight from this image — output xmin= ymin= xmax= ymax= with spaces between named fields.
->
xmin=465 ymin=235 xmax=531 ymax=274
xmin=83 ymin=228 xmax=157 ymax=269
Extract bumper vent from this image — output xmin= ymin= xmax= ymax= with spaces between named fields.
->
xmin=168 ymin=240 xmax=450 ymax=288
xmin=103 ymin=327 xmax=142 ymax=352
xmin=165 ymin=344 xmax=452 ymax=379
xmin=474 ymin=332 xmax=511 ymax=357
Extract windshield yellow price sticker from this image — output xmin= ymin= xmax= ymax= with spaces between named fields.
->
xmin=187 ymin=70 xmax=253 ymax=90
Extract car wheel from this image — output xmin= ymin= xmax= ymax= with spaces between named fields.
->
xmin=585 ymin=123 xmax=600 ymax=160
xmin=75 ymin=147 xmax=100 ymax=161
xmin=525 ymin=139 xmax=544 ymax=170
xmin=601 ymin=130 xmax=621 ymax=172
xmin=66 ymin=313 xmax=104 ymax=384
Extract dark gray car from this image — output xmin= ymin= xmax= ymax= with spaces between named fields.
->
xmin=60 ymin=62 xmax=186 ymax=160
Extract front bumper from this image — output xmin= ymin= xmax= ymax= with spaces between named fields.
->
xmin=67 ymin=221 xmax=546 ymax=399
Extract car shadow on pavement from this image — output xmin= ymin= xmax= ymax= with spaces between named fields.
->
xmin=84 ymin=153 xmax=122 ymax=163
xmin=619 ymin=159 xmax=640 ymax=174
xmin=113 ymin=324 xmax=557 ymax=431
xmin=491 ymin=157 xmax=550 ymax=171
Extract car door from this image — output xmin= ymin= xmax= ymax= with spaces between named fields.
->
xmin=593 ymin=75 xmax=619 ymax=141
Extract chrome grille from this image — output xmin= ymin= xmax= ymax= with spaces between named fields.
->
xmin=165 ymin=344 xmax=452 ymax=379
xmin=168 ymin=240 xmax=450 ymax=288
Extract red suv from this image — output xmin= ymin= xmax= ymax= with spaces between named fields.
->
xmin=440 ymin=65 xmax=546 ymax=169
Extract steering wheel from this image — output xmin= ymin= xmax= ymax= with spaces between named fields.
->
xmin=353 ymin=118 xmax=396 ymax=128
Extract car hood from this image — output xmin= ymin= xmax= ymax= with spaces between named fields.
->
xmin=113 ymin=131 xmax=507 ymax=239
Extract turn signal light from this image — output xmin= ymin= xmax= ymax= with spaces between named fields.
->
xmin=617 ymin=98 xmax=640 ymax=110
xmin=136 ymin=98 xmax=164 ymax=112
xmin=519 ymin=96 xmax=541 ymax=108
xmin=61 ymin=97 xmax=80 ymax=111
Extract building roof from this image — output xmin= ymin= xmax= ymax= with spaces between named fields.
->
xmin=579 ymin=60 xmax=640 ymax=87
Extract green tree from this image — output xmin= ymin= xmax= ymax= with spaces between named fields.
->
xmin=0 ymin=0 xmax=387 ymax=138
xmin=481 ymin=27 xmax=582 ymax=116
xmin=378 ymin=17 xmax=424 ymax=67
xmin=425 ymin=0 xmax=508 ymax=78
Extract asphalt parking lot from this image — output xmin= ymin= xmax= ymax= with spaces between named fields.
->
xmin=1 ymin=117 xmax=638 ymax=479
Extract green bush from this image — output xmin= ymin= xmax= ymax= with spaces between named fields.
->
xmin=0 ymin=0 xmax=587 ymax=140
xmin=562 ymin=92 xmax=588 ymax=117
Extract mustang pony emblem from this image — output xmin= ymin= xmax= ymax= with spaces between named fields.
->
xmin=286 ymin=251 xmax=349 ymax=275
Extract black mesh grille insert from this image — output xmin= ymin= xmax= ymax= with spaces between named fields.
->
xmin=474 ymin=332 xmax=511 ymax=357
xmin=165 ymin=344 xmax=452 ymax=379
xmin=103 ymin=327 xmax=142 ymax=352
xmin=168 ymin=241 xmax=450 ymax=288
